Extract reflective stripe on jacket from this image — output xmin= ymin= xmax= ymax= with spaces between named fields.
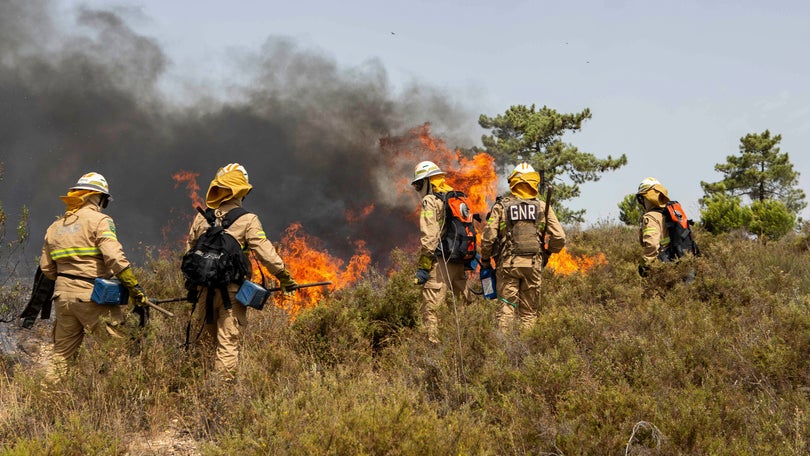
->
xmin=39 ymin=203 xmax=131 ymax=297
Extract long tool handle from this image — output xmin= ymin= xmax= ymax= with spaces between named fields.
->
xmin=152 ymin=297 xmax=188 ymax=304
xmin=146 ymin=300 xmax=175 ymax=317
xmin=266 ymin=281 xmax=333 ymax=293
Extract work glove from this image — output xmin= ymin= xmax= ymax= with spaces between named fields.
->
xmin=130 ymin=285 xmax=150 ymax=307
xmin=414 ymin=268 xmax=430 ymax=285
xmin=116 ymin=267 xmax=150 ymax=306
xmin=417 ymin=253 xmax=435 ymax=271
xmin=275 ymin=269 xmax=298 ymax=295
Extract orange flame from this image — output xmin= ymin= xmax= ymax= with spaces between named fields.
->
xmin=547 ymin=248 xmax=607 ymax=275
xmin=160 ymin=171 xmax=206 ymax=258
xmin=345 ymin=204 xmax=375 ymax=225
xmin=380 ymin=123 xmax=498 ymax=229
xmin=250 ymin=223 xmax=371 ymax=319
xmin=172 ymin=171 xmax=205 ymax=209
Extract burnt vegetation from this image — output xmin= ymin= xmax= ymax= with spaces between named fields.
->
xmin=2 ymin=225 xmax=810 ymax=455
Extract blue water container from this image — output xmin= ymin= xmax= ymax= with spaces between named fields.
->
xmin=91 ymin=278 xmax=129 ymax=305
xmin=236 ymin=281 xmax=269 ymax=310
xmin=480 ymin=268 xmax=497 ymax=300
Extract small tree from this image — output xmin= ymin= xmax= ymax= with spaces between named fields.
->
xmin=617 ymin=194 xmax=643 ymax=226
xmin=0 ymin=162 xmax=30 ymax=322
xmin=699 ymin=193 xmax=752 ymax=235
xmin=701 ymin=130 xmax=806 ymax=214
xmin=749 ymin=199 xmax=794 ymax=242
xmin=479 ymin=104 xmax=627 ymax=223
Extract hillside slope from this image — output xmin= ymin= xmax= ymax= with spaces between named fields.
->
xmin=2 ymin=224 xmax=810 ymax=455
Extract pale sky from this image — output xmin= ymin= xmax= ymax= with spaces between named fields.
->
xmin=56 ymin=0 xmax=810 ymax=224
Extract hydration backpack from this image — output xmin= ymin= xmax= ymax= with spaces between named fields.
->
xmin=658 ymin=201 xmax=700 ymax=262
xmin=438 ymin=191 xmax=477 ymax=263
xmin=181 ymin=207 xmax=250 ymax=288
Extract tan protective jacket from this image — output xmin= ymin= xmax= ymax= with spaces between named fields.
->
xmin=418 ymin=194 xmax=445 ymax=258
xmin=39 ymin=202 xmax=131 ymax=298
xmin=186 ymin=200 xmax=286 ymax=284
xmin=480 ymin=195 xmax=566 ymax=267
xmin=640 ymin=209 xmax=667 ymax=265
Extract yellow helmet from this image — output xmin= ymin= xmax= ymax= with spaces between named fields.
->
xmin=70 ymin=172 xmax=110 ymax=196
xmin=637 ymin=177 xmax=661 ymax=195
xmin=217 ymin=163 xmax=249 ymax=183
xmin=411 ymin=160 xmax=445 ymax=185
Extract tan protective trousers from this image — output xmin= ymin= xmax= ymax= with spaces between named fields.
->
xmin=49 ymin=296 xmax=125 ymax=380
xmin=421 ymin=261 xmax=472 ymax=343
xmin=495 ymin=264 xmax=543 ymax=331
xmin=191 ymin=287 xmax=248 ymax=379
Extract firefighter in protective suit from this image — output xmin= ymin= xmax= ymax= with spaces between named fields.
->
xmin=637 ymin=177 xmax=699 ymax=281
xmin=636 ymin=176 xmax=703 ymax=280
xmin=636 ymin=177 xmax=671 ymax=277
xmin=479 ymin=163 xmax=566 ymax=330
xmin=411 ymin=160 xmax=473 ymax=344
xmin=186 ymin=163 xmax=297 ymax=379
xmin=39 ymin=172 xmax=151 ymax=381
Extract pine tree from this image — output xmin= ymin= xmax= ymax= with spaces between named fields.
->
xmin=617 ymin=194 xmax=643 ymax=226
xmin=701 ymin=130 xmax=806 ymax=214
xmin=479 ymin=104 xmax=627 ymax=223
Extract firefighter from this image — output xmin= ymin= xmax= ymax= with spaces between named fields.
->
xmin=411 ymin=160 xmax=473 ymax=344
xmin=636 ymin=177 xmax=670 ymax=277
xmin=635 ymin=177 xmax=699 ymax=281
xmin=39 ymin=172 xmax=150 ymax=381
xmin=479 ymin=163 xmax=566 ymax=331
xmin=185 ymin=163 xmax=297 ymax=379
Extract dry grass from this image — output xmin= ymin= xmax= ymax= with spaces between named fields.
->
xmin=2 ymin=224 xmax=810 ymax=454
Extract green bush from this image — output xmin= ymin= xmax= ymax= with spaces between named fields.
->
xmin=750 ymin=198 xmax=795 ymax=241
xmin=700 ymin=193 xmax=752 ymax=234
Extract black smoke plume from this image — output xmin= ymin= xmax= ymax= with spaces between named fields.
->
xmin=0 ymin=1 xmax=475 ymax=269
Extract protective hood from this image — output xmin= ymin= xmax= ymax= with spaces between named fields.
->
xmin=59 ymin=189 xmax=101 ymax=214
xmin=429 ymin=174 xmax=453 ymax=194
xmin=508 ymin=171 xmax=541 ymax=199
xmin=205 ymin=169 xmax=253 ymax=209
xmin=640 ymin=183 xmax=670 ymax=209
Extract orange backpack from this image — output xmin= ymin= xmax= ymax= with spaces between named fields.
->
xmin=438 ymin=191 xmax=477 ymax=263
xmin=659 ymin=201 xmax=700 ymax=261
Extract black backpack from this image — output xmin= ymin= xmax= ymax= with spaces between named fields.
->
xmin=657 ymin=201 xmax=700 ymax=262
xmin=181 ymin=206 xmax=250 ymax=288
xmin=437 ymin=191 xmax=478 ymax=263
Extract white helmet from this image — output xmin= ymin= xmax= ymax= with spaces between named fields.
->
xmin=217 ymin=163 xmax=249 ymax=183
xmin=411 ymin=160 xmax=445 ymax=184
xmin=508 ymin=162 xmax=536 ymax=180
xmin=637 ymin=177 xmax=661 ymax=195
xmin=70 ymin=172 xmax=110 ymax=196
